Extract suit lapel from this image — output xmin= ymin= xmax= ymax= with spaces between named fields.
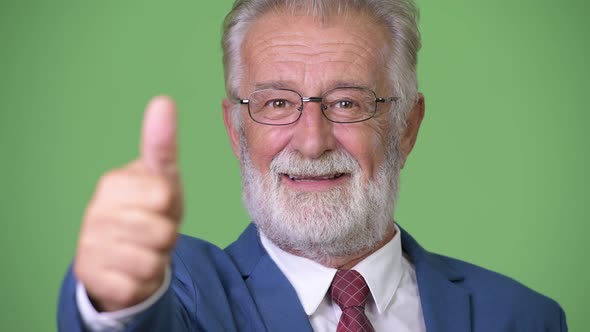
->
xmin=401 ymin=227 xmax=472 ymax=332
xmin=227 ymin=224 xmax=472 ymax=332
xmin=226 ymin=224 xmax=314 ymax=332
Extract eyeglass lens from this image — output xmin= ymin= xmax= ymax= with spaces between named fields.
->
xmin=247 ymin=88 xmax=377 ymax=125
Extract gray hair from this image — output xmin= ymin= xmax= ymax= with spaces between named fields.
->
xmin=221 ymin=0 xmax=421 ymax=129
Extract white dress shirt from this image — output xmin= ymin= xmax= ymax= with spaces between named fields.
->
xmin=78 ymin=225 xmax=426 ymax=331
xmin=260 ymin=225 xmax=426 ymax=332
xmin=76 ymin=266 xmax=171 ymax=332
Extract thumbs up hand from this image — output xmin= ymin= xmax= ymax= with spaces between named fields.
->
xmin=74 ymin=96 xmax=183 ymax=312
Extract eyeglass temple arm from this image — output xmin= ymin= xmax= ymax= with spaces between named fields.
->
xmin=376 ymin=97 xmax=398 ymax=103
xmin=238 ymin=96 xmax=397 ymax=104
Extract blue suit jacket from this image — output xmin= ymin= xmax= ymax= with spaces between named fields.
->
xmin=58 ymin=224 xmax=567 ymax=331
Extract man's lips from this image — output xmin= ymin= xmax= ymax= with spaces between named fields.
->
xmin=283 ymin=173 xmax=345 ymax=181
xmin=280 ymin=173 xmax=350 ymax=191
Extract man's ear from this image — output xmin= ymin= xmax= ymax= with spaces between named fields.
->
xmin=222 ymin=98 xmax=241 ymax=159
xmin=399 ymin=93 xmax=425 ymax=169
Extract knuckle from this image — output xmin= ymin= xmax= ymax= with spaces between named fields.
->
xmin=74 ymin=245 xmax=105 ymax=282
xmin=80 ymin=212 xmax=113 ymax=247
xmin=96 ymin=170 xmax=122 ymax=193
xmin=95 ymin=165 xmax=138 ymax=197
xmin=76 ymin=227 xmax=103 ymax=258
xmin=76 ymin=236 xmax=94 ymax=255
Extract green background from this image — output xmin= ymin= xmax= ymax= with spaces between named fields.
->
xmin=1 ymin=0 xmax=588 ymax=330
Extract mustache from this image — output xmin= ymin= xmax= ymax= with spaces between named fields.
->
xmin=270 ymin=150 xmax=360 ymax=177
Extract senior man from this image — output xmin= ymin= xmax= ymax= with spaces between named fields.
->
xmin=58 ymin=0 xmax=567 ymax=331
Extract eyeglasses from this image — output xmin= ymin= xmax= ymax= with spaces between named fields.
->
xmin=238 ymin=87 xmax=398 ymax=126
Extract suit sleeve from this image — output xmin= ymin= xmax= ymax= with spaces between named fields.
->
xmin=57 ymin=265 xmax=194 ymax=332
xmin=559 ymin=305 xmax=568 ymax=332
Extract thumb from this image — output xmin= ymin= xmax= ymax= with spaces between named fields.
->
xmin=141 ymin=96 xmax=178 ymax=178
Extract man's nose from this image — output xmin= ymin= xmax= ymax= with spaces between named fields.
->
xmin=290 ymin=101 xmax=336 ymax=159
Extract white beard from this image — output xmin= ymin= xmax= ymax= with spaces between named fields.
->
xmin=239 ymin=132 xmax=401 ymax=262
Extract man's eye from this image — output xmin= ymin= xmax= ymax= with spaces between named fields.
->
xmin=334 ymin=100 xmax=356 ymax=109
xmin=266 ymin=99 xmax=290 ymax=108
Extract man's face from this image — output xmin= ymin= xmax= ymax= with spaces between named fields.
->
xmin=223 ymin=10 xmax=422 ymax=260
xmin=238 ymin=11 xmax=393 ymax=188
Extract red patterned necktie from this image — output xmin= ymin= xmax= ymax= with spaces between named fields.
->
xmin=330 ymin=270 xmax=375 ymax=332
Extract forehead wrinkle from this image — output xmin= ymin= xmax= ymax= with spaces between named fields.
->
xmin=252 ymin=79 xmax=374 ymax=93
xmin=248 ymin=35 xmax=381 ymax=60
xmin=270 ymin=57 xmax=369 ymax=68
xmin=247 ymin=46 xmax=379 ymax=79
xmin=250 ymin=60 xmax=376 ymax=92
xmin=244 ymin=18 xmax=384 ymax=62
xmin=242 ymin=10 xmax=390 ymax=95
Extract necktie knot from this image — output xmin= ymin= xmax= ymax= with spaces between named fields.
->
xmin=330 ymin=270 xmax=374 ymax=332
xmin=330 ymin=269 xmax=370 ymax=310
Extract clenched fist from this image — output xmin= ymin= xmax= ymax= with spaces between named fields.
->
xmin=74 ymin=96 xmax=183 ymax=312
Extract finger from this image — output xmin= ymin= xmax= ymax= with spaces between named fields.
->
xmin=103 ymin=243 xmax=168 ymax=282
xmin=109 ymin=209 xmax=178 ymax=251
xmin=94 ymin=170 xmax=177 ymax=213
xmin=84 ymin=269 xmax=160 ymax=312
xmin=141 ymin=96 xmax=178 ymax=179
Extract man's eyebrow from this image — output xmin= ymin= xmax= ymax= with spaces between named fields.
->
xmin=252 ymin=80 xmax=375 ymax=93
xmin=329 ymin=80 xmax=374 ymax=91
xmin=252 ymin=81 xmax=296 ymax=90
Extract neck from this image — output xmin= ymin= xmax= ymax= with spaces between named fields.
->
xmin=287 ymin=222 xmax=397 ymax=270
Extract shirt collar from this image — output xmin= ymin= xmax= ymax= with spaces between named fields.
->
xmin=259 ymin=224 xmax=404 ymax=315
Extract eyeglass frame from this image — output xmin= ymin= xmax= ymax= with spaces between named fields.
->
xmin=237 ymin=86 xmax=399 ymax=126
